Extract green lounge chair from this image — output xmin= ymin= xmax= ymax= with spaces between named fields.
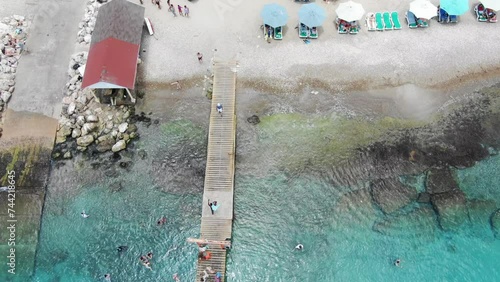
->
xmin=383 ymin=12 xmax=393 ymax=30
xmin=299 ymin=23 xmax=308 ymax=38
xmin=391 ymin=11 xmax=401 ymax=30
xmin=338 ymin=23 xmax=348 ymax=34
xmin=417 ymin=18 xmax=429 ymax=28
xmin=375 ymin=12 xmax=384 ymax=31
xmin=309 ymin=27 xmax=318 ymax=39
xmin=349 ymin=25 xmax=359 ymax=34
xmin=274 ymin=26 xmax=283 ymax=40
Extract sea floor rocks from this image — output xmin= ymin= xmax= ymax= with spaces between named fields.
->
xmin=492 ymin=209 xmax=500 ymax=239
xmin=371 ymin=177 xmax=417 ymax=214
xmin=466 ymin=199 xmax=497 ymax=239
xmin=332 ymin=188 xmax=379 ymax=230
xmin=426 ymin=167 xmax=458 ymax=194
xmin=373 ymin=206 xmax=439 ymax=241
xmin=431 ymin=189 xmax=470 ymax=232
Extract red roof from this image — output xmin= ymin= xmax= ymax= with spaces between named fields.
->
xmin=82 ymin=37 xmax=139 ymax=89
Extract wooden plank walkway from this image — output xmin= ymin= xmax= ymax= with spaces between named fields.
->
xmin=196 ymin=60 xmax=237 ymax=281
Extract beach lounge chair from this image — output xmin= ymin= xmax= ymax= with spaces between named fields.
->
xmin=366 ymin=13 xmax=376 ymax=31
xmin=474 ymin=4 xmax=488 ymax=22
xmin=299 ymin=23 xmax=309 ymax=38
xmin=405 ymin=11 xmax=418 ymax=29
xmin=383 ymin=12 xmax=393 ymax=30
xmin=449 ymin=14 xmax=458 ymax=23
xmin=349 ymin=22 xmax=359 ymax=34
xmin=309 ymin=27 xmax=318 ymax=39
xmin=375 ymin=12 xmax=384 ymax=31
xmin=438 ymin=8 xmax=449 ymax=23
xmin=274 ymin=26 xmax=283 ymax=40
xmin=417 ymin=18 xmax=429 ymax=28
xmin=338 ymin=23 xmax=348 ymax=34
xmin=391 ymin=12 xmax=401 ymax=30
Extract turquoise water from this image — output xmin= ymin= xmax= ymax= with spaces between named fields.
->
xmin=32 ymin=91 xmax=500 ymax=281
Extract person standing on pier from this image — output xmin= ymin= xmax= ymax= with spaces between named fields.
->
xmin=216 ymin=103 xmax=223 ymax=117
xmin=208 ymin=199 xmax=214 ymax=215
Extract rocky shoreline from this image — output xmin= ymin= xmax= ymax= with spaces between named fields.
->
xmin=0 ymin=15 xmax=29 ymax=132
xmin=76 ymin=0 xmax=109 ymax=44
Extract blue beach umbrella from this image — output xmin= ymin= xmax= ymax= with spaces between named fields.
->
xmin=299 ymin=3 xmax=327 ymax=28
xmin=261 ymin=3 xmax=288 ymax=28
xmin=440 ymin=0 xmax=469 ymax=15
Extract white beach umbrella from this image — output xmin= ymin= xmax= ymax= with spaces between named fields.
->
xmin=480 ymin=0 xmax=500 ymax=11
xmin=409 ymin=0 xmax=438 ymax=19
xmin=336 ymin=1 xmax=365 ymax=22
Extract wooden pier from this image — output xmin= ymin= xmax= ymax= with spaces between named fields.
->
xmin=195 ymin=60 xmax=237 ymax=281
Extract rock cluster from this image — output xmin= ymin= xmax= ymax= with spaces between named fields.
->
xmin=76 ymin=0 xmax=109 ymax=44
xmin=371 ymin=178 xmax=417 ymax=214
xmin=0 ymin=15 xmax=29 ymax=114
xmin=54 ymin=52 xmax=138 ymax=158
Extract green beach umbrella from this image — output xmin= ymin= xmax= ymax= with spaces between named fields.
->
xmin=299 ymin=3 xmax=327 ymax=28
xmin=261 ymin=3 xmax=288 ymax=28
xmin=440 ymin=0 xmax=469 ymax=15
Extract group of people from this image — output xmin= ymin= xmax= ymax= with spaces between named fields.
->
xmin=146 ymin=0 xmax=190 ymax=17
xmin=201 ymin=266 xmax=222 ymax=282
xmin=139 ymin=252 xmax=154 ymax=270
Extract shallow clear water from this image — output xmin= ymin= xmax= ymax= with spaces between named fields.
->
xmin=32 ymin=88 xmax=500 ymax=281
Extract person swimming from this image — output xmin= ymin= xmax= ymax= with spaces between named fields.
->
xmin=81 ymin=210 xmax=89 ymax=218
xmin=117 ymin=246 xmax=128 ymax=253
xmin=104 ymin=274 xmax=111 ymax=281
xmin=394 ymin=258 xmax=401 ymax=267
xmin=147 ymin=252 xmax=153 ymax=260
xmin=295 ymin=244 xmax=304 ymax=250
xmin=157 ymin=217 xmax=167 ymax=225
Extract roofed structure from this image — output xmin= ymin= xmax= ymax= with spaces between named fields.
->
xmin=82 ymin=0 xmax=145 ymax=91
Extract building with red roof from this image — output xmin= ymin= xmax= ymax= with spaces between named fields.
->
xmin=82 ymin=0 xmax=145 ymax=104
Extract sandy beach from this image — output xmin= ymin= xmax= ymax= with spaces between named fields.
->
xmin=139 ymin=0 xmax=500 ymax=91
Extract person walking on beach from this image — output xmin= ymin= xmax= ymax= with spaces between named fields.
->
xmin=177 ymin=5 xmax=183 ymax=16
xmin=183 ymin=5 xmax=189 ymax=17
xmin=197 ymin=52 xmax=203 ymax=63
xmin=155 ymin=0 xmax=161 ymax=9
xmin=169 ymin=4 xmax=177 ymax=17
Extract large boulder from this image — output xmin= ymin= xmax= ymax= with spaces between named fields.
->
xmin=491 ymin=209 xmax=500 ymax=239
xmin=76 ymin=135 xmax=94 ymax=147
xmin=111 ymin=140 xmax=126 ymax=152
xmin=373 ymin=206 xmax=439 ymax=241
xmin=426 ymin=167 xmax=458 ymax=194
xmin=431 ymin=190 xmax=469 ymax=231
xmin=371 ymin=178 xmax=417 ymax=214
xmin=96 ymin=134 xmax=116 ymax=152
xmin=58 ymin=125 xmax=72 ymax=137
xmin=81 ymin=122 xmax=97 ymax=136
xmin=467 ymin=199 xmax=497 ymax=239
